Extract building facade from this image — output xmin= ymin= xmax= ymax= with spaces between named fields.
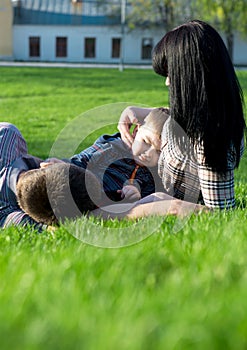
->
xmin=0 ymin=0 xmax=13 ymax=59
xmin=1 ymin=0 xmax=247 ymax=65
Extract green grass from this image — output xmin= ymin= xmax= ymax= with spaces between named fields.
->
xmin=0 ymin=66 xmax=247 ymax=350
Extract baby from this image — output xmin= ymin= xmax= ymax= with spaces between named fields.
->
xmin=18 ymin=107 xmax=169 ymax=226
xmin=43 ymin=107 xmax=169 ymax=204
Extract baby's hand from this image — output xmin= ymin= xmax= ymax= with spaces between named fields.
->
xmin=40 ymin=158 xmax=64 ymax=168
xmin=117 ymin=185 xmax=141 ymax=202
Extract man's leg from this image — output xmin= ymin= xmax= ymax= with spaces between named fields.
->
xmin=0 ymin=123 xmax=27 ymax=170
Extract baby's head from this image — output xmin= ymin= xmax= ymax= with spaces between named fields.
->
xmin=131 ymin=107 xmax=169 ymax=167
xmin=16 ymin=163 xmax=101 ymax=226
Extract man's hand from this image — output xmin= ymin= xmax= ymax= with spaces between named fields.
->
xmin=40 ymin=158 xmax=65 ymax=168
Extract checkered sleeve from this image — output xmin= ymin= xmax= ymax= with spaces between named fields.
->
xmin=70 ymin=134 xmax=114 ymax=168
xmin=196 ymin=143 xmax=237 ymax=209
xmin=70 ymin=144 xmax=98 ymax=168
xmin=197 ymin=165 xmax=235 ymax=209
xmin=70 ymin=133 xmax=122 ymax=169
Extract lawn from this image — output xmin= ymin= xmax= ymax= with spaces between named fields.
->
xmin=0 ymin=66 xmax=247 ymax=350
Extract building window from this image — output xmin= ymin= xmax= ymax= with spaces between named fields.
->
xmin=56 ymin=37 xmax=67 ymax=58
xmin=141 ymin=38 xmax=153 ymax=59
xmin=84 ymin=38 xmax=96 ymax=58
xmin=29 ymin=37 xmax=40 ymax=57
xmin=112 ymin=38 xmax=121 ymax=58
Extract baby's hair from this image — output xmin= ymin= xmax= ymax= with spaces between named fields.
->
xmin=143 ymin=107 xmax=169 ymax=136
xmin=16 ymin=163 xmax=101 ymax=226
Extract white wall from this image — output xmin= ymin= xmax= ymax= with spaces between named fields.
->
xmin=13 ymin=25 xmax=247 ymax=65
xmin=233 ymin=33 xmax=247 ymax=66
xmin=13 ymin=25 xmax=163 ymax=64
xmin=13 ymin=25 xmax=119 ymax=62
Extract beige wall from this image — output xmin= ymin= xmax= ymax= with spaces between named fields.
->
xmin=0 ymin=0 xmax=13 ymax=58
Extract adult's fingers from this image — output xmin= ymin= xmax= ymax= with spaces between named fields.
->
xmin=118 ymin=107 xmax=139 ymax=148
xmin=120 ymin=129 xmax=134 ymax=148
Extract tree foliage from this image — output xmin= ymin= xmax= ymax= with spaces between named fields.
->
xmin=96 ymin=0 xmax=247 ymax=61
xmin=126 ymin=0 xmax=193 ymax=31
xmin=191 ymin=0 xmax=247 ymax=60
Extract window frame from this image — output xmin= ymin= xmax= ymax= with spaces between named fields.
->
xmin=56 ymin=37 xmax=67 ymax=58
xmin=29 ymin=36 xmax=40 ymax=58
xmin=84 ymin=37 xmax=96 ymax=58
xmin=111 ymin=38 xmax=121 ymax=59
xmin=141 ymin=38 xmax=153 ymax=60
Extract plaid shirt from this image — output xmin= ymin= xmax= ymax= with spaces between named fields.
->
xmin=159 ymin=117 xmax=244 ymax=209
xmin=70 ymin=133 xmax=163 ymax=204
xmin=0 ymin=123 xmax=44 ymax=230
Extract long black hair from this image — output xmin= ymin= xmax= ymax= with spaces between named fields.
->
xmin=152 ymin=19 xmax=246 ymax=171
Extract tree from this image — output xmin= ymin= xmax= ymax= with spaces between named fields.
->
xmin=126 ymin=0 xmax=193 ymax=31
xmin=126 ymin=0 xmax=247 ymax=61
xmin=96 ymin=0 xmax=247 ymax=62
xmin=191 ymin=0 xmax=247 ymax=61
xmin=96 ymin=0 xmax=193 ymax=31
xmin=126 ymin=0 xmax=174 ymax=31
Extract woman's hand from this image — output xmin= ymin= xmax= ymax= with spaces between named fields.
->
xmin=126 ymin=199 xmax=209 ymax=219
xmin=118 ymin=106 xmax=153 ymax=148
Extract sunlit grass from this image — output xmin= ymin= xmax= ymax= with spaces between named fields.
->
xmin=0 ymin=66 xmax=247 ymax=350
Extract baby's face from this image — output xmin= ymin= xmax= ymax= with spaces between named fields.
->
xmin=131 ymin=125 xmax=161 ymax=167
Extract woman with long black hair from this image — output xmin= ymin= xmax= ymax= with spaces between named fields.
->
xmin=116 ymin=19 xmax=246 ymax=216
